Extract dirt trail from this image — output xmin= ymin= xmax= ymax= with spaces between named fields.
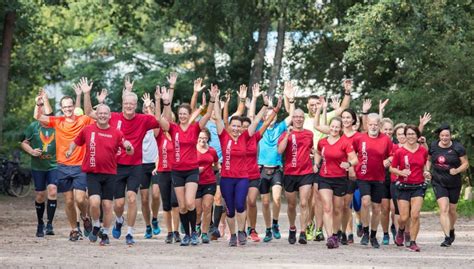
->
xmin=0 ymin=193 xmax=473 ymax=268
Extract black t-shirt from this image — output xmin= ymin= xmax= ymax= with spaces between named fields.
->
xmin=429 ymin=140 xmax=466 ymax=188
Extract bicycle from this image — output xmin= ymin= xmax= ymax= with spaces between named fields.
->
xmin=0 ymin=157 xmax=32 ymax=198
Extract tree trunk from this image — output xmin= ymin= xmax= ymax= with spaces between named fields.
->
xmin=0 ymin=11 xmax=16 ymax=144
xmin=249 ymin=11 xmax=270 ymax=88
xmin=267 ymin=2 xmax=287 ymax=97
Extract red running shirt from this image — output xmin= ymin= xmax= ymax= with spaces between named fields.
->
xmin=246 ymin=132 xmax=263 ymax=180
xmin=168 ymin=122 xmax=201 ymax=171
xmin=109 ymin=112 xmax=159 ymax=165
xmin=391 ymin=146 xmax=428 ymax=184
xmin=198 ymin=147 xmax=218 ymax=185
xmin=278 ymin=130 xmax=314 ymax=176
xmin=74 ymin=124 xmax=124 ymax=174
xmin=317 ymin=137 xmax=354 ymax=178
xmin=155 ymin=129 xmax=173 ymax=172
xmin=353 ymin=133 xmax=393 ymax=181
xmin=219 ymin=130 xmax=250 ymax=178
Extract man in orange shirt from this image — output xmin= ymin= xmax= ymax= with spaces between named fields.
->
xmin=35 ymin=80 xmax=95 ymax=241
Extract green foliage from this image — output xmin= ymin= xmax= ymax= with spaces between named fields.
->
xmin=422 ymin=186 xmax=474 ymax=217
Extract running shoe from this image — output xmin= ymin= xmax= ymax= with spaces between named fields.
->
xmin=144 ymin=226 xmax=153 ymax=239
xmin=288 ymin=229 xmax=297 ymax=245
xmin=191 ymin=232 xmax=199 ymax=245
xmin=210 ymin=228 xmax=221 ymax=241
xmin=238 ymin=231 xmax=247 ymax=245
xmin=272 ymin=224 xmax=281 ymax=239
xmin=250 ymin=229 xmax=260 ymax=242
xmin=298 ymin=232 xmax=307 ymax=244
xmin=45 ymin=223 xmax=54 ymax=236
xmin=395 ymin=230 xmax=404 ymax=246
xmin=165 ymin=232 xmax=173 ymax=244
xmin=69 ymin=230 xmax=80 ymax=242
xmin=89 ymin=226 xmax=100 ymax=242
xmin=370 ymin=237 xmax=380 ymax=248
xmin=337 ymin=230 xmax=342 ymax=242
xmin=201 ymin=233 xmax=210 ymax=244
xmin=99 ymin=234 xmax=110 ymax=246
xmin=382 ymin=233 xmax=390 ymax=245
xmin=36 ymin=224 xmax=44 ymax=238
xmin=196 ymin=224 xmax=201 ymax=237
xmin=440 ymin=236 xmax=452 ymax=247
xmin=390 ymin=224 xmax=397 ymax=241
xmin=314 ymin=228 xmax=325 ymax=241
xmin=82 ymin=216 xmax=92 ymax=237
xmin=408 ymin=241 xmax=420 ymax=252
xmin=112 ymin=221 xmax=123 ymax=239
xmin=356 ymin=223 xmax=363 ymax=237
xmin=404 ymin=232 xmax=411 ymax=247
xmin=360 ymin=233 xmax=369 ymax=245
xmin=173 ymin=231 xmax=181 ymax=243
xmin=347 ymin=234 xmax=354 ymax=244
xmin=125 ymin=234 xmax=135 ymax=245
xmin=263 ymin=228 xmax=272 ymax=243
xmin=246 ymin=227 xmax=251 ymax=238
xmin=305 ymin=222 xmax=315 ymax=241
xmin=77 ymin=228 xmax=84 ymax=240
xmin=341 ymin=232 xmax=348 ymax=245
xmin=326 ymin=235 xmax=339 ymax=249
xmin=180 ymin=234 xmax=191 ymax=246
xmin=229 ymin=234 xmax=238 ymax=247
xmin=152 ymin=219 xmax=161 ymax=235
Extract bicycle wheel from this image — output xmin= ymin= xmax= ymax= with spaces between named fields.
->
xmin=7 ymin=171 xmax=32 ymax=198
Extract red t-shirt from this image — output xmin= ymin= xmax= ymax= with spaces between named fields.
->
xmin=390 ymin=143 xmax=403 ymax=182
xmin=391 ymin=146 xmax=428 ymax=184
xmin=219 ymin=130 xmax=250 ymax=178
xmin=198 ymin=147 xmax=218 ymax=185
xmin=74 ymin=124 xmax=124 ymax=174
xmin=156 ymin=129 xmax=173 ymax=172
xmin=246 ymin=132 xmax=263 ymax=180
xmin=342 ymin=131 xmax=361 ymax=146
xmin=278 ymin=130 xmax=314 ymax=176
xmin=353 ymin=133 xmax=392 ymax=181
xmin=169 ymin=122 xmax=201 ymax=171
xmin=317 ymin=137 xmax=354 ymax=178
xmin=109 ymin=112 xmax=159 ymax=165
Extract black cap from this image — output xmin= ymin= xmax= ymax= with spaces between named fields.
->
xmin=435 ymin=123 xmax=451 ymax=134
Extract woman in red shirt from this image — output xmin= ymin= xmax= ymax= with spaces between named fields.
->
xmin=195 ymin=128 xmax=219 ymax=243
xmin=214 ymin=87 xmax=267 ymax=247
xmin=390 ymin=125 xmax=430 ymax=252
xmin=158 ymin=81 xmax=218 ymax=246
xmin=314 ymin=117 xmax=358 ymax=248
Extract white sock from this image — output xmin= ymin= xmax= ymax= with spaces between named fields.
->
xmin=127 ymin=226 xmax=134 ymax=235
xmin=102 ymin=228 xmax=109 ymax=235
xmin=116 ymin=216 xmax=124 ymax=224
xmin=93 ymin=219 xmax=100 ymax=228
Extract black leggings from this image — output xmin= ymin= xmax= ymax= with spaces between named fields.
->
xmin=157 ymin=172 xmax=178 ymax=211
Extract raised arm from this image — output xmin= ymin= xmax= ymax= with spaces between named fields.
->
xmin=361 ymin=99 xmax=372 ymax=132
xmin=223 ymin=90 xmax=231 ymax=129
xmin=158 ymin=87 xmax=171 ymax=132
xmin=39 ymin=89 xmax=53 ymax=115
xmin=248 ymin=95 xmax=269 ymax=136
xmin=418 ymin=112 xmax=431 ymax=134
xmin=34 ymin=94 xmax=50 ymax=126
xmin=190 ymin=77 xmax=205 ymax=112
xmin=214 ymin=90 xmax=224 ymax=135
xmin=74 ymin=82 xmax=82 ymax=109
xmin=234 ymin=85 xmax=247 ymax=117
xmin=259 ymin=96 xmax=282 ymax=135
xmin=199 ymin=84 xmax=218 ymax=129
xmin=167 ymin=72 xmax=178 ymax=108
xmin=336 ymin=78 xmax=352 ymax=115
xmin=314 ymin=97 xmax=330 ymax=134
xmin=190 ymin=92 xmax=205 ymax=123
xmin=378 ymin=99 xmax=389 ymax=119
xmin=142 ymin=93 xmax=154 ymax=115
xmin=283 ymin=81 xmax=296 ymax=126
xmin=248 ymin=84 xmax=261 ymax=120
xmin=81 ymin=77 xmax=97 ymax=119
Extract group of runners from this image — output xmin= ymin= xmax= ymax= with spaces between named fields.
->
xmin=21 ymin=74 xmax=469 ymax=252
